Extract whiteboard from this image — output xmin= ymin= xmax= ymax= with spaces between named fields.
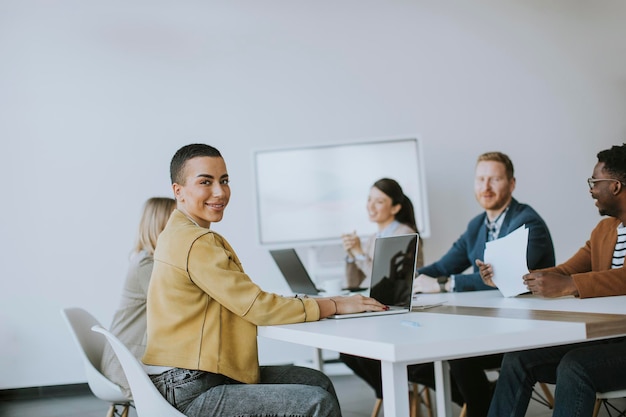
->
xmin=253 ymin=137 xmax=430 ymax=246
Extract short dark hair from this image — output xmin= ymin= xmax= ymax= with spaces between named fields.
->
xmin=477 ymin=152 xmax=515 ymax=180
xmin=372 ymin=178 xmax=418 ymax=232
xmin=170 ymin=144 xmax=222 ymax=185
xmin=597 ymin=143 xmax=626 ymax=183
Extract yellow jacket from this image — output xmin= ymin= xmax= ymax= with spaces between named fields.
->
xmin=143 ymin=210 xmax=320 ymax=384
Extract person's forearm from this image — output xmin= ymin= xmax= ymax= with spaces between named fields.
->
xmin=316 ymin=298 xmax=338 ymax=318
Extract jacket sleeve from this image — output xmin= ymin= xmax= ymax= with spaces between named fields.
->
xmin=573 ymin=268 xmax=626 ymax=298
xmin=417 ymin=231 xmax=472 ymax=278
xmin=344 ymin=234 xmax=375 ymax=287
xmin=541 ymin=242 xmax=626 ymax=298
xmin=538 ymin=244 xmax=592 ymax=277
xmin=523 ymin=214 xmax=556 ymax=269
xmin=417 ymin=224 xmax=476 ymax=285
xmin=539 ymin=233 xmax=626 ymax=298
xmin=418 ymin=218 xmax=498 ymax=291
xmin=504 ymin=204 xmax=556 ymax=270
xmin=570 ymin=221 xmax=626 ymax=297
xmin=188 ymin=234 xmax=320 ymax=325
xmin=345 ymin=261 xmax=366 ymax=288
xmin=453 ymin=272 xmax=497 ymax=292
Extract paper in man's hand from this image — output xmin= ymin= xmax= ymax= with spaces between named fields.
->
xmin=484 ymin=225 xmax=529 ymax=297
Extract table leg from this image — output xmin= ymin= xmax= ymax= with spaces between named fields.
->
xmin=381 ymin=360 xmax=410 ymax=417
xmin=434 ymin=360 xmax=452 ymax=417
xmin=312 ymin=348 xmax=324 ymax=372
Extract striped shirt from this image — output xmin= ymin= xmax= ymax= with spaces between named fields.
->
xmin=612 ymin=223 xmax=626 ymax=269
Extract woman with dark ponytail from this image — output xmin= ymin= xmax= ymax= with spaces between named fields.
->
xmin=340 ymin=179 xmax=455 ymax=406
xmin=342 ymin=178 xmax=424 ymax=289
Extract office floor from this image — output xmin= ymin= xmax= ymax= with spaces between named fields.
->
xmin=0 ymin=373 xmax=623 ymax=417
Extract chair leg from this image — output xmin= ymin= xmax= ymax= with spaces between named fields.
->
xmin=120 ymin=404 xmax=130 ymax=417
xmin=371 ymin=398 xmax=382 ymax=417
xmin=421 ymin=386 xmax=434 ymax=417
xmin=458 ymin=403 xmax=467 ymax=417
xmin=105 ymin=405 xmax=115 ymax=417
xmin=409 ymin=383 xmax=422 ymax=417
xmin=539 ymin=382 xmax=555 ymax=409
xmin=592 ymin=398 xmax=602 ymax=417
xmin=374 ymin=385 xmax=434 ymax=417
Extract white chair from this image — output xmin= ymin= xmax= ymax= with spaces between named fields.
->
xmin=61 ymin=308 xmax=132 ymax=417
xmin=593 ymin=389 xmax=626 ymax=417
xmin=92 ymin=325 xmax=187 ymax=417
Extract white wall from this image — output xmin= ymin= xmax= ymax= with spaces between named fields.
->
xmin=0 ymin=0 xmax=624 ymax=389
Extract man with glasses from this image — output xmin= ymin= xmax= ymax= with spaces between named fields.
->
xmin=484 ymin=143 xmax=626 ymax=417
xmin=588 ymin=177 xmax=626 ymax=188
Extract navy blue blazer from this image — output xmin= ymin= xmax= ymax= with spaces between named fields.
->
xmin=418 ymin=198 xmax=555 ymax=292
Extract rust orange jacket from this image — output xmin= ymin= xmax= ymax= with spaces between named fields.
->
xmin=540 ymin=217 xmax=626 ymax=298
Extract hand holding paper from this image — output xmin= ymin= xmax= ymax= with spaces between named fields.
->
xmin=483 ymin=225 xmax=529 ymax=297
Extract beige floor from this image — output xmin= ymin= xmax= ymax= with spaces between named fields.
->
xmin=1 ymin=373 xmax=624 ymax=417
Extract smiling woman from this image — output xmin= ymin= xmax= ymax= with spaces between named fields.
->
xmin=143 ymin=143 xmax=388 ymax=417
xmin=342 ymin=177 xmax=424 ymax=289
xmin=171 ymin=155 xmax=230 ymax=229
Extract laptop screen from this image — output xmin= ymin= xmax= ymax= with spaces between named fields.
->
xmin=269 ymin=248 xmax=320 ymax=295
xmin=369 ymin=233 xmax=419 ymax=307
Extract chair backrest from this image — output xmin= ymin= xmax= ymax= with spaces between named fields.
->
xmin=61 ymin=307 xmax=130 ymax=403
xmin=92 ymin=325 xmax=187 ymax=417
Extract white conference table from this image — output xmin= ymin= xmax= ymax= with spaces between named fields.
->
xmin=258 ymin=291 xmax=626 ymax=417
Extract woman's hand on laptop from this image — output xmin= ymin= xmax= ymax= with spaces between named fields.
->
xmin=319 ymin=294 xmax=388 ymax=317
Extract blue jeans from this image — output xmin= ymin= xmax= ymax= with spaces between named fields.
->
xmin=150 ymin=365 xmax=341 ymax=417
xmin=488 ymin=337 xmax=626 ymax=417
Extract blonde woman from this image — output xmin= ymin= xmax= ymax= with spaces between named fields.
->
xmin=100 ymin=197 xmax=176 ymax=397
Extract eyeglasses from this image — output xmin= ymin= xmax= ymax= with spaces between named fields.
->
xmin=587 ymin=178 xmax=625 ymax=190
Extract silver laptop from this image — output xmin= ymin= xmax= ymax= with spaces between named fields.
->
xmin=269 ymin=248 xmax=323 ymax=296
xmin=328 ymin=233 xmax=419 ymax=319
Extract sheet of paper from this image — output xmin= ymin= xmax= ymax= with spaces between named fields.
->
xmin=484 ymin=224 xmax=529 ymax=297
